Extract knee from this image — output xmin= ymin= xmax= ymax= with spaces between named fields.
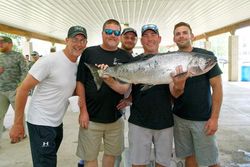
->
xmin=103 ymin=154 xmax=115 ymax=161
xmin=185 ymin=155 xmax=198 ymax=167
xmin=186 ymin=154 xmax=196 ymax=161
xmin=84 ymin=160 xmax=98 ymax=167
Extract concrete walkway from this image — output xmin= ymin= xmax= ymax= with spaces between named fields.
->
xmin=0 ymin=81 xmax=250 ymax=167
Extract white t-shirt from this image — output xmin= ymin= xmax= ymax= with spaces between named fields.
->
xmin=27 ymin=51 xmax=77 ymax=127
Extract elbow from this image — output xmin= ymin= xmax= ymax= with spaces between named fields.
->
xmin=171 ymin=90 xmax=184 ymax=98
xmin=172 ymin=94 xmax=179 ymax=99
xmin=118 ymin=89 xmax=127 ymax=95
xmin=16 ymin=86 xmax=30 ymax=97
xmin=116 ymin=84 xmax=130 ymax=95
xmin=118 ymin=87 xmax=130 ymax=95
xmin=172 ymin=93 xmax=180 ymax=99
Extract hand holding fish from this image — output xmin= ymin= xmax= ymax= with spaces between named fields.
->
xmin=170 ymin=65 xmax=190 ymax=98
xmin=95 ymin=64 xmax=131 ymax=94
xmin=95 ymin=64 xmax=110 ymax=79
xmin=172 ymin=65 xmax=190 ymax=88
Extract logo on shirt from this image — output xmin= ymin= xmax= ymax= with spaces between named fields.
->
xmin=113 ymin=58 xmax=122 ymax=65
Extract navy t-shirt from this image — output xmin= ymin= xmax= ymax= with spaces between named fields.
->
xmin=128 ymin=54 xmax=174 ymax=130
xmin=173 ymin=47 xmax=222 ymax=121
xmin=77 ymin=45 xmax=132 ymax=123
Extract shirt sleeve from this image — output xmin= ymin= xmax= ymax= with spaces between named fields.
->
xmin=207 ymin=63 xmax=223 ymax=79
xmin=76 ymin=51 xmax=87 ymax=83
xmin=29 ymin=57 xmax=50 ymax=82
xmin=19 ymin=53 xmax=29 ymax=82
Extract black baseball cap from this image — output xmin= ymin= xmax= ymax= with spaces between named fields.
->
xmin=67 ymin=26 xmax=87 ymax=38
xmin=122 ymin=28 xmax=137 ymax=37
xmin=31 ymin=51 xmax=39 ymax=56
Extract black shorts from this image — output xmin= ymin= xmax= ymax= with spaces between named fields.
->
xmin=27 ymin=122 xmax=63 ymax=167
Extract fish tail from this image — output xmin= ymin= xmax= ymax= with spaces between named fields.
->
xmin=84 ymin=63 xmax=103 ymax=90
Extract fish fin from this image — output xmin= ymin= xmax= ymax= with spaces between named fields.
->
xmin=84 ymin=63 xmax=103 ymax=90
xmin=140 ymin=85 xmax=154 ymax=91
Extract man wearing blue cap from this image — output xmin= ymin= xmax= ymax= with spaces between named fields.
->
xmin=9 ymin=26 xmax=88 ymax=167
xmin=127 ymin=24 xmax=174 ymax=167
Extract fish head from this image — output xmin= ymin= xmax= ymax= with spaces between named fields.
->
xmin=188 ymin=54 xmax=217 ymax=76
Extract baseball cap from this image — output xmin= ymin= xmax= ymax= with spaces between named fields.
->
xmin=0 ymin=36 xmax=12 ymax=43
xmin=67 ymin=26 xmax=87 ymax=38
xmin=141 ymin=24 xmax=159 ymax=35
xmin=31 ymin=51 xmax=39 ymax=56
xmin=121 ymin=27 xmax=137 ymax=37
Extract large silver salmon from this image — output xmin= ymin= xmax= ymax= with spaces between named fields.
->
xmin=85 ymin=51 xmax=217 ymax=90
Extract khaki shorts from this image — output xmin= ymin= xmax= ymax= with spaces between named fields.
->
xmin=0 ymin=90 xmax=16 ymax=137
xmin=76 ymin=118 xmax=124 ymax=161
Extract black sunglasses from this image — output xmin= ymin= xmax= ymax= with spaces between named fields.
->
xmin=104 ymin=29 xmax=121 ymax=36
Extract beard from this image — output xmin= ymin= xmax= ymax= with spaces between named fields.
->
xmin=122 ymin=44 xmax=134 ymax=51
xmin=0 ymin=48 xmax=7 ymax=53
xmin=107 ymin=40 xmax=119 ymax=48
xmin=176 ymin=40 xmax=192 ymax=49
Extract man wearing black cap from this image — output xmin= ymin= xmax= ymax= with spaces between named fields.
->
xmin=121 ymin=27 xmax=138 ymax=55
xmin=10 ymin=26 xmax=87 ymax=167
xmin=0 ymin=36 xmax=28 ymax=142
xmin=114 ymin=27 xmax=138 ymax=167
xmin=28 ymin=51 xmax=40 ymax=69
xmin=127 ymin=24 xmax=174 ymax=167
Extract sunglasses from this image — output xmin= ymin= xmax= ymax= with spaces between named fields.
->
xmin=141 ymin=24 xmax=158 ymax=32
xmin=104 ymin=29 xmax=121 ymax=36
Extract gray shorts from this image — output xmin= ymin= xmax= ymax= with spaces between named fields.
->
xmin=128 ymin=123 xmax=173 ymax=166
xmin=76 ymin=118 xmax=124 ymax=161
xmin=173 ymin=115 xmax=219 ymax=166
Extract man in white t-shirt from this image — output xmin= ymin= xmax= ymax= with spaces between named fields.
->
xmin=9 ymin=25 xmax=88 ymax=167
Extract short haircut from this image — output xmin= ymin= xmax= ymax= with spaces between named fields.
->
xmin=173 ymin=22 xmax=193 ymax=35
xmin=102 ymin=19 xmax=121 ymax=31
